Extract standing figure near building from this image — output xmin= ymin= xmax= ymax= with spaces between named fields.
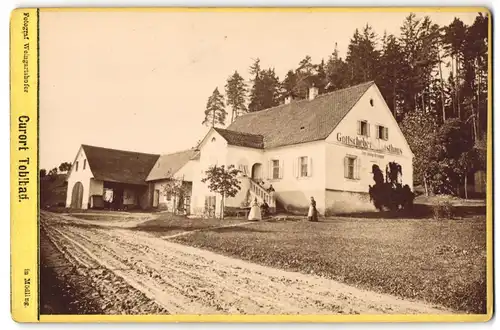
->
xmin=308 ymin=196 xmax=318 ymax=222
xmin=261 ymin=200 xmax=270 ymax=218
xmin=248 ymin=198 xmax=262 ymax=221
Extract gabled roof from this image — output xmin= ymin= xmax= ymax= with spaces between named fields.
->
xmin=227 ymin=81 xmax=374 ymax=149
xmin=213 ymin=127 xmax=264 ymax=149
xmin=146 ymin=149 xmax=198 ymax=181
xmin=190 ymin=151 xmax=201 ymax=160
xmin=81 ymin=144 xmax=159 ymax=185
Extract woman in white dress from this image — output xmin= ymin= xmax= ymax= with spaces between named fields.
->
xmin=308 ymin=196 xmax=318 ymax=222
xmin=248 ymin=198 xmax=262 ymax=221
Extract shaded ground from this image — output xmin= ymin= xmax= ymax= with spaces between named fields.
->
xmin=336 ymin=195 xmax=486 ymax=219
xmin=40 ymin=211 xmax=453 ymax=315
xmin=132 ymin=214 xmax=247 ymax=237
xmin=40 ymin=227 xmax=102 ymax=314
xmin=172 ymin=216 xmax=487 ymax=313
xmin=40 ymin=220 xmax=168 ymax=315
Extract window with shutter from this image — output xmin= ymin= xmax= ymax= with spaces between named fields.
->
xmin=359 ymin=120 xmax=368 ymax=136
xmin=344 ymin=156 xmax=357 ymax=179
xmin=377 ymin=125 xmax=389 ymax=140
xmin=355 ymin=158 xmax=361 ymax=179
xmin=308 ymin=157 xmax=313 ymax=177
xmin=279 ymin=160 xmax=284 ymax=179
xmin=344 ymin=157 xmax=349 ymax=178
xmin=299 ymin=156 xmax=308 ymax=177
xmin=238 ymin=164 xmax=248 ymax=176
xmin=271 ymin=160 xmax=280 ymax=179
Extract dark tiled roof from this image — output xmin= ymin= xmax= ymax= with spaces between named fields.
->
xmin=146 ymin=149 xmax=198 ymax=181
xmin=82 ymin=145 xmax=159 ymax=185
xmin=213 ymin=127 xmax=264 ymax=149
xmin=227 ymin=81 xmax=374 ymax=148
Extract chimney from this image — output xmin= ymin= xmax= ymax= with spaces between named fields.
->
xmin=308 ymin=85 xmax=319 ymax=100
xmin=284 ymin=95 xmax=293 ymax=104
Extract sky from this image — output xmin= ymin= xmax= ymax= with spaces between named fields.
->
xmin=39 ymin=9 xmax=481 ymax=170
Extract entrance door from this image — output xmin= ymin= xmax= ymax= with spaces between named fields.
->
xmin=251 ymin=163 xmax=262 ymax=180
xmin=184 ymin=196 xmax=191 ymax=215
xmin=70 ymin=182 xmax=84 ymax=209
xmin=112 ymin=189 xmax=124 ymax=210
xmin=153 ymin=189 xmax=159 ymax=208
xmin=205 ymin=195 xmax=216 ymax=217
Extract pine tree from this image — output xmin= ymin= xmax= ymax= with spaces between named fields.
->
xmin=325 ymin=43 xmax=349 ymax=92
xmin=281 ymin=70 xmax=298 ymax=100
xmin=313 ymin=59 xmax=328 ymax=94
xmin=463 ymin=13 xmax=489 ymax=142
xmin=346 ymin=25 xmax=380 ymax=85
xmin=248 ymin=59 xmax=280 ymax=112
xmin=435 ymin=25 xmax=448 ymax=123
xmin=399 ymin=14 xmax=441 ymax=116
xmin=259 ymin=68 xmax=281 ymax=109
xmin=248 ymin=58 xmax=263 ymax=112
xmin=294 ymin=55 xmax=317 ymax=99
xmin=202 ymin=87 xmax=227 ymax=128
xmin=360 ymin=24 xmax=381 ymax=81
xmin=418 ymin=18 xmax=441 ymax=114
xmin=280 ymin=58 xmax=326 ymax=101
xmin=443 ymin=18 xmax=468 ymax=119
xmin=378 ymin=32 xmax=404 ymax=118
xmin=225 ymin=71 xmax=248 ymax=123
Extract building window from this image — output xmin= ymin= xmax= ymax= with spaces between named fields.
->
xmin=377 ymin=125 xmax=389 ymax=140
xmin=358 ymin=120 xmax=369 ymax=137
xmin=300 ymin=156 xmax=308 ymax=177
xmin=238 ymin=164 xmax=248 ymax=176
xmin=166 ymin=192 xmax=172 ymax=201
xmin=295 ymin=157 xmax=312 ymax=178
xmin=272 ymin=160 xmax=280 ymax=179
xmin=83 ymin=159 xmax=87 ymax=170
xmin=344 ymin=156 xmax=359 ymax=180
xmin=75 ymin=161 xmax=79 ymax=172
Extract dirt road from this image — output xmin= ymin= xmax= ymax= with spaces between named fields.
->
xmin=41 ymin=211 xmax=452 ymax=315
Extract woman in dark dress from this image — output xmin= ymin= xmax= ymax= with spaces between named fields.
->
xmin=308 ymin=196 xmax=318 ymax=221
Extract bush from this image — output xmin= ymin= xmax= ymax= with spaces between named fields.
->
xmin=432 ymin=200 xmax=454 ymax=219
xmin=368 ymin=163 xmax=414 ymax=212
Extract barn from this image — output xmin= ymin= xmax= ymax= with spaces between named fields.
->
xmin=65 ymin=145 xmax=159 ymax=210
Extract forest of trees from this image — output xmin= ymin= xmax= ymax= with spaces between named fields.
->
xmin=201 ymin=13 xmax=489 ymax=197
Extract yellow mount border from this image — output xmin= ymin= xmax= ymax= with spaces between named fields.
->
xmin=9 ymin=7 xmax=493 ymax=323
xmin=10 ymin=8 xmax=40 ymax=323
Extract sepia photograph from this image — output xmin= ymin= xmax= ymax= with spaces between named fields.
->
xmin=35 ymin=9 xmax=490 ymax=317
